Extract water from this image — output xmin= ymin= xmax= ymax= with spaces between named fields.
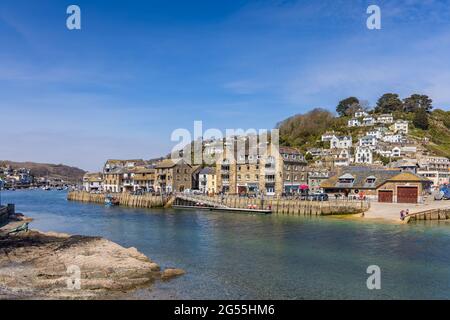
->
xmin=2 ymin=190 xmax=450 ymax=299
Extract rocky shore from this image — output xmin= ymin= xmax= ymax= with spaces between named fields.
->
xmin=0 ymin=217 xmax=185 ymax=299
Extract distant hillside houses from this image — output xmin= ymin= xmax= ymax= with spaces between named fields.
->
xmin=316 ymin=112 xmax=432 ymax=168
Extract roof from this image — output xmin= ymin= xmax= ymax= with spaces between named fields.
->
xmin=83 ymin=172 xmax=103 ymax=182
xmin=386 ymin=172 xmax=429 ymax=183
xmin=279 ymin=146 xmax=301 ymax=155
xmin=155 ymin=159 xmax=191 ymax=169
xmin=200 ymin=167 xmax=215 ymax=175
xmin=321 ymin=167 xmax=402 ymax=190
xmin=129 ymin=166 xmax=156 ymax=174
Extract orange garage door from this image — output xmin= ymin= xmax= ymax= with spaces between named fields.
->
xmin=397 ymin=187 xmax=418 ymax=204
xmin=378 ymin=190 xmax=393 ymax=203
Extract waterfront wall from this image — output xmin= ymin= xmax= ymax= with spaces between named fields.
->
xmin=0 ymin=206 xmax=8 ymax=225
xmin=192 ymin=195 xmax=369 ymax=216
xmin=68 ymin=191 xmax=368 ymax=215
xmin=67 ymin=191 xmax=166 ymax=208
xmin=406 ymin=208 xmax=450 ymax=223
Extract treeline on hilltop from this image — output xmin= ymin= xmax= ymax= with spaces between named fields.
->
xmin=277 ymin=93 xmax=450 ymax=158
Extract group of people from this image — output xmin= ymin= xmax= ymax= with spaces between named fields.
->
xmin=400 ymin=209 xmax=410 ymax=221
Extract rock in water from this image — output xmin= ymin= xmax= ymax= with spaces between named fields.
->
xmin=161 ymin=268 xmax=186 ymax=280
xmin=0 ymin=230 xmax=179 ymax=299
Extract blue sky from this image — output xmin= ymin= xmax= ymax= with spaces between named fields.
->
xmin=1 ymin=0 xmax=450 ymax=171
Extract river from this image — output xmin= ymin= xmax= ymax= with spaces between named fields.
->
xmin=2 ymin=190 xmax=450 ymax=299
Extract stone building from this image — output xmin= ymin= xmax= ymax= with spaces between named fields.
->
xmin=155 ymin=159 xmax=193 ymax=193
xmin=130 ymin=166 xmax=156 ymax=192
xmin=215 ymin=144 xmax=307 ymax=196
xmin=321 ymin=167 xmax=430 ymax=203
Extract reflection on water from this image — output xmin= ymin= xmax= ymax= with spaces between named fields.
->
xmin=2 ymin=190 xmax=450 ymax=299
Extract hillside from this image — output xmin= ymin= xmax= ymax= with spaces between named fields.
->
xmin=0 ymin=161 xmax=86 ymax=183
xmin=277 ymin=108 xmax=450 ymax=159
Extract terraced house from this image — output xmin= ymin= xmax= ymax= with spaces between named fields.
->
xmin=103 ymin=159 xmax=146 ymax=193
xmin=155 ymin=159 xmax=193 ymax=193
xmin=82 ymin=172 xmax=103 ymax=192
xmin=129 ymin=166 xmax=156 ymax=192
xmin=216 ymin=144 xmax=306 ymax=196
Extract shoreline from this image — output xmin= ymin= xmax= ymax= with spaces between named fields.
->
xmin=0 ymin=215 xmax=185 ymax=300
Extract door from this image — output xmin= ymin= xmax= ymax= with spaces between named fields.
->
xmin=397 ymin=187 xmax=418 ymax=203
xmin=378 ymin=190 xmax=393 ymax=203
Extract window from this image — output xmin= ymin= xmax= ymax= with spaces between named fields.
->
xmin=366 ymin=177 xmax=376 ymax=184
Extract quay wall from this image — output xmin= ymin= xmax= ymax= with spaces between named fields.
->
xmin=67 ymin=191 xmax=166 ymax=208
xmin=0 ymin=206 xmax=8 ymax=225
xmin=185 ymin=195 xmax=369 ymax=216
xmin=406 ymin=208 xmax=450 ymax=223
xmin=68 ymin=191 xmax=368 ymax=216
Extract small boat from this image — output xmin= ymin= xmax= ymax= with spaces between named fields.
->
xmin=105 ymin=195 xmax=119 ymax=207
xmin=42 ymin=186 xmax=51 ymax=191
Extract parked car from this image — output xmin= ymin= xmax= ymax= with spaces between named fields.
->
xmin=310 ymin=193 xmax=329 ymax=201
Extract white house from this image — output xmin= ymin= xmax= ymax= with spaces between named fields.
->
xmin=362 ymin=116 xmax=375 ymax=126
xmin=321 ymin=132 xmax=336 ymax=142
xmin=334 ymin=158 xmax=350 ymax=167
xmin=359 ymin=135 xmax=377 ymax=148
xmin=377 ymin=114 xmax=394 ymax=124
xmin=355 ymin=147 xmax=373 ymax=164
xmin=418 ymin=156 xmax=450 ymax=171
xmin=367 ymin=129 xmax=383 ymax=139
xmin=348 ymin=118 xmax=361 ymax=127
xmin=392 ymin=146 xmax=402 ymax=157
xmin=392 ymin=120 xmax=409 ymax=134
xmin=382 ymin=134 xmax=403 ymax=144
xmin=355 ymin=110 xmax=369 ymax=118
xmin=83 ymin=173 xmax=103 ymax=192
xmin=401 ymin=145 xmax=417 ymax=155
xmin=417 ymin=170 xmax=450 ymax=188
xmin=198 ymin=167 xmax=216 ymax=193
xmin=330 ymin=135 xmax=352 ymax=149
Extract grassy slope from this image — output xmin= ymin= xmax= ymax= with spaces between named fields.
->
xmin=0 ymin=161 xmax=86 ymax=183
xmin=279 ymin=108 xmax=450 ymax=159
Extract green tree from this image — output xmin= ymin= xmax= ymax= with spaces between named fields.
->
xmin=375 ymin=93 xmax=403 ymax=113
xmin=413 ymin=108 xmax=430 ymax=130
xmin=336 ymin=97 xmax=359 ymax=117
xmin=305 ymin=153 xmax=314 ymax=161
xmin=403 ymin=94 xmax=433 ymax=113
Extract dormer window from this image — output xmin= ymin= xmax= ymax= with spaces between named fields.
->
xmin=366 ymin=176 xmax=376 ymax=184
xmin=338 ymin=173 xmax=355 ymax=184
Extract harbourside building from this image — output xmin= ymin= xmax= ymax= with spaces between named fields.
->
xmin=82 ymin=172 xmax=103 ymax=192
xmin=199 ymin=167 xmax=217 ymax=194
xmin=215 ymin=143 xmax=307 ymax=196
xmin=129 ymin=166 xmax=156 ymax=192
xmin=155 ymin=159 xmax=193 ymax=193
xmin=321 ymin=167 xmax=430 ymax=203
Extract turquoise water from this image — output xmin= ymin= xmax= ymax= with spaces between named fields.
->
xmin=2 ymin=190 xmax=450 ymax=299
